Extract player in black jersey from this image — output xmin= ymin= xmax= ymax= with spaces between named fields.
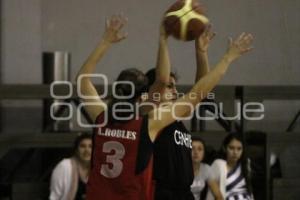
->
xmin=143 ymin=23 xmax=253 ymax=200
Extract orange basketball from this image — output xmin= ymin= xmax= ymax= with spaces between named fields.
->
xmin=164 ymin=0 xmax=209 ymax=41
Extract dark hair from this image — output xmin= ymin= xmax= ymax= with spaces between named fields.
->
xmin=108 ymin=68 xmax=148 ymax=123
xmin=192 ymin=136 xmax=209 ymax=164
xmin=145 ymin=68 xmax=177 ymax=92
xmin=73 ymin=132 xmax=92 ymax=155
xmin=220 ymin=133 xmax=253 ymax=194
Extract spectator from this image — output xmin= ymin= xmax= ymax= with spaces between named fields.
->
xmin=207 ymin=133 xmax=254 ymax=200
xmin=191 ymin=137 xmax=223 ymax=200
xmin=49 ymin=133 xmax=92 ymax=200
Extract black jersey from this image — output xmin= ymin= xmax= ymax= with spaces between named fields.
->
xmin=153 ymin=121 xmax=194 ymax=190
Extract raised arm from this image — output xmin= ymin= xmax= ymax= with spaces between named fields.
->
xmin=76 ymin=15 xmax=127 ymax=122
xmin=149 ymin=33 xmax=254 ymax=140
xmin=195 ymin=25 xmax=215 ymax=82
xmin=156 ymin=24 xmax=171 ymax=85
xmin=151 ymin=23 xmax=171 ymax=93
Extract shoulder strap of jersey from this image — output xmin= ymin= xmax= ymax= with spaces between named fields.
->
xmin=135 ymin=115 xmax=154 ymax=174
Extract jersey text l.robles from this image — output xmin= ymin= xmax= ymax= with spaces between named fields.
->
xmin=97 ymin=128 xmax=137 ymax=140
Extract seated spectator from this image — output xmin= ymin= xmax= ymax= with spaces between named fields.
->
xmin=207 ymin=133 xmax=254 ymax=200
xmin=49 ymin=133 xmax=92 ymax=200
xmin=191 ymin=137 xmax=223 ymax=200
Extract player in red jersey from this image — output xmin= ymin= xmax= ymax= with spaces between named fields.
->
xmin=76 ymin=14 xmax=253 ymax=200
xmin=76 ymin=14 xmax=154 ymax=200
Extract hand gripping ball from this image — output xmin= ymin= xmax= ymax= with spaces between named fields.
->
xmin=164 ymin=0 xmax=209 ymax=41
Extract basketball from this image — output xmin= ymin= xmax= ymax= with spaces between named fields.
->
xmin=164 ymin=0 xmax=209 ymax=41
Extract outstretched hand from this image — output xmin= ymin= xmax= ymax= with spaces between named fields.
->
xmin=226 ymin=32 xmax=254 ymax=61
xmin=103 ymin=14 xmax=128 ymax=43
xmin=196 ymin=25 xmax=216 ymax=52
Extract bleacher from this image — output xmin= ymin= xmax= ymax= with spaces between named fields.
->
xmin=0 ymin=85 xmax=300 ymax=200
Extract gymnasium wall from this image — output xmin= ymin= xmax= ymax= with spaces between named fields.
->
xmin=0 ymin=0 xmax=299 ymax=133
xmin=1 ymin=0 xmax=300 ymax=85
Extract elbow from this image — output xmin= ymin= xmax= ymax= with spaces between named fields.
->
xmin=75 ymin=74 xmax=80 ymax=83
xmin=75 ymin=70 xmax=84 ymax=83
xmin=76 ymin=75 xmax=92 ymax=94
xmin=75 ymin=72 xmax=89 ymax=85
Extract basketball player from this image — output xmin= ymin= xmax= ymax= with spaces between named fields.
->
xmin=144 ymin=23 xmax=253 ymax=200
xmin=76 ymin=15 xmax=153 ymax=200
xmin=76 ymin=14 xmax=253 ymax=200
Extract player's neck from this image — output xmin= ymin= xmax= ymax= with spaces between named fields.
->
xmin=139 ymin=102 xmax=157 ymax=115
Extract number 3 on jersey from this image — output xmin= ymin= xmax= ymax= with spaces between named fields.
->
xmin=100 ymin=141 xmax=125 ymax=178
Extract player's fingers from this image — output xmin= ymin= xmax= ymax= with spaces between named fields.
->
xmin=209 ymin=32 xmax=216 ymax=40
xmin=241 ymin=47 xmax=254 ymax=54
xmin=117 ymin=32 xmax=128 ymax=41
xmin=205 ymin=24 xmax=212 ymax=34
xmin=228 ymin=37 xmax=233 ymax=46
xmin=237 ymin=32 xmax=246 ymax=41
xmin=105 ymin=18 xmax=110 ymax=29
xmin=241 ymin=34 xmax=254 ymax=47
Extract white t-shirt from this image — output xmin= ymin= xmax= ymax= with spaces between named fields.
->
xmin=191 ymin=163 xmax=214 ymax=200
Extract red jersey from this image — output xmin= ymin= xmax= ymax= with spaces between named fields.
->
xmin=86 ymin=114 xmax=154 ymax=200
